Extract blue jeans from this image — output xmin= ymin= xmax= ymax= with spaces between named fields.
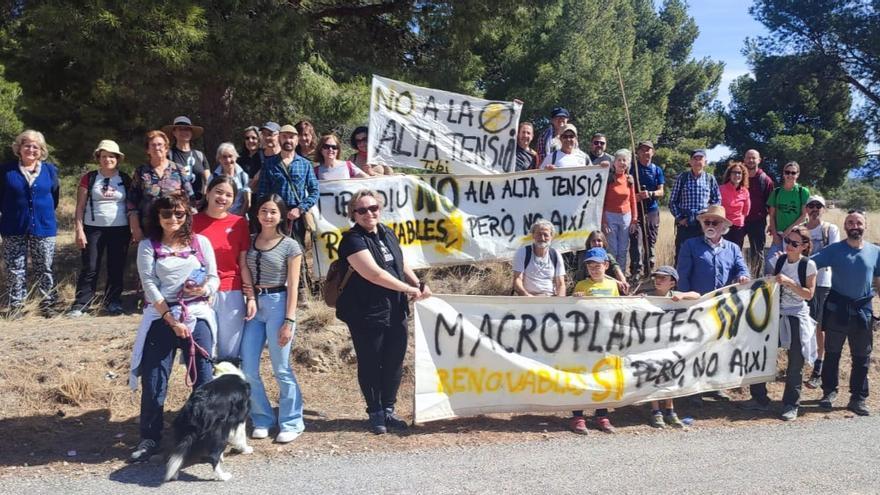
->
xmin=139 ymin=317 xmax=214 ymax=442
xmin=240 ymin=291 xmax=304 ymax=433
xmin=605 ymin=211 xmax=630 ymax=270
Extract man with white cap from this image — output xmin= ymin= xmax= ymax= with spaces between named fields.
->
xmin=539 ymin=124 xmax=591 ymax=169
xmin=802 ymin=195 xmax=840 ymax=389
xmin=669 ymin=149 xmax=721 ymax=263
xmin=163 ymin=116 xmax=210 ymax=201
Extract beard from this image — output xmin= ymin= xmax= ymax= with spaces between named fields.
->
xmin=847 ymin=228 xmax=864 ymax=240
xmin=534 ymin=240 xmax=550 ymax=249
xmin=704 ymin=227 xmax=718 ymax=238
xmin=281 ymin=142 xmax=295 ymax=151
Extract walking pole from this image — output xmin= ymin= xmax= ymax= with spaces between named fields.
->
xmin=617 ymin=67 xmax=651 ymax=281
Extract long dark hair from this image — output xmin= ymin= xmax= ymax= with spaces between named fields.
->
xmin=200 ymin=175 xmax=239 ymax=212
xmin=250 ymin=194 xmax=288 ymax=236
xmin=147 ymin=192 xmax=192 ymax=244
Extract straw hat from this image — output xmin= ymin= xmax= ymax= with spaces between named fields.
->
xmin=696 ymin=205 xmax=732 ymax=227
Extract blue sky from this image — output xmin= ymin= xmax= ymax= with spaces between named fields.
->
xmin=686 ymin=1 xmax=768 ymax=159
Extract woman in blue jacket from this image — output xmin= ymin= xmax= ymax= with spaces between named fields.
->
xmin=0 ymin=130 xmax=60 ymax=318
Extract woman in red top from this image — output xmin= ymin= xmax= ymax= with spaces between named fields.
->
xmin=192 ymin=176 xmax=256 ymax=358
xmin=720 ymin=161 xmax=751 ymax=247
xmin=602 ymin=149 xmax=638 ymax=273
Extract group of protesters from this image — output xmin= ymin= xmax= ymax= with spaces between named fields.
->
xmin=1 ymin=103 xmax=878 ymax=459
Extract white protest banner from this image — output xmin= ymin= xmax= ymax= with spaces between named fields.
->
xmin=367 ymin=75 xmax=523 ymax=174
xmin=312 ymin=167 xmax=607 ymax=278
xmin=413 ymin=280 xmax=780 ymax=423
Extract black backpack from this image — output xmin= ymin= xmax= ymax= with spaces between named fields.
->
xmin=773 ymin=255 xmax=808 ymax=288
xmin=84 ymin=170 xmax=132 ymax=223
xmin=523 ymin=244 xmax=559 ymax=270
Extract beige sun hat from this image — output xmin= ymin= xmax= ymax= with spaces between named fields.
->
xmin=696 ymin=205 xmax=732 ymax=227
xmin=93 ymin=139 xmax=125 ymax=160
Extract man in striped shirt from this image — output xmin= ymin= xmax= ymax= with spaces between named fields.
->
xmin=669 ymin=149 xmax=720 ymax=263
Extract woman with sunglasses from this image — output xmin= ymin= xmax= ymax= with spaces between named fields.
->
xmin=336 ymin=189 xmax=431 ymax=434
xmin=750 ymin=226 xmax=817 ymax=421
xmin=348 ymin=126 xmax=393 ymax=176
xmin=237 ymin=126 xmax=263 ymax=178
xmin=69 ymin=140 xmax=132 ymax=317
xmin=765 ymin=161 xmax=809 ymax=274
xmin=312 ymin=133 xmax=368 ymax=180
xmin=240 ymin=195 xmax=305 ymax=444
xmin=719 ymin=161 xmax=750 ymax=247
xmin=128 ymin=192 xmax=219 ymax=463
xmin=193 ymin=176 xmax=256 ymax=359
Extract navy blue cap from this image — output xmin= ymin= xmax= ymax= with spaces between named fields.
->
xmin=550 ymin=107 xmax=571 ymax=119
xmin=260 ymin=122 xmax=281 ymax=133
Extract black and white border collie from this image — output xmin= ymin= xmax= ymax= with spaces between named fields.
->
xmin=164 ymin=359 xmax=252 ymax=482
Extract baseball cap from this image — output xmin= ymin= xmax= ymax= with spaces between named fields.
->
xmin=691 ymin=149 xmax=707 ymax=158
xmin=807 ymin=195 xmax=826 ymax=207
xmin=550 ymin=107 xmax=571 ymax=119
xmin=651 ymin=265 xmax=679 ymax=281
xmin=279 ymin=124 xmax=298 ymax=135
xmin=560 ymin=123 xmax=578 ymax=137
xmin=583 ymin=247 xmax=607 ymax=263
xmin=637 ymin=140 xmax=654 ymax=149
xmin=260 ymin=122 xmax=281 ymax=134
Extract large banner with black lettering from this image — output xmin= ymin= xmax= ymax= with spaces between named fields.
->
xmin=367 ymin=75 xmax=523 ymax=174
xmin=312 ymin=168 xmax=607 ymax=278
xmin=413 ymin=281 xmax=780 ymax=423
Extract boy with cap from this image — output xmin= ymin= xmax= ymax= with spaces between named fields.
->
xmin=570 ymin=247 xmax=617 ymax=434
xmin=641 ymin=266 xmax=699 ymax=427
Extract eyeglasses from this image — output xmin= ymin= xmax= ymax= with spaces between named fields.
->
xmin=783 ymin=170 xmax=798 ymax=176
xmin=101 ymin=177 xmax=110 ymax=194
xmin=322 ymin=144 xmax=339 ymax=150
xmin=702 ymin=220 xmax=721 ymax=227
xmin=354 ymin=205 xmax=380 ymax=215
xmin=592 ymin=141 xmax=606 ymax=146
xmin=783 ymin=237 xmax=804 ymax=248
xmin=159 ymin=209 xmax=187 ymax=220
xmin=355 ymin=137 xmax=368 ymax=143
xmin=806 ymin=203 xmax=823 ymax=209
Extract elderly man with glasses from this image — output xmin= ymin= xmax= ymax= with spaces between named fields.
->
xmin=539 ymin=124 xmax=591 ymax=169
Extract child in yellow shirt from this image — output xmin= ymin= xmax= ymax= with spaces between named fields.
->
xmin=571 ymin=247 xmax=617 ymax=434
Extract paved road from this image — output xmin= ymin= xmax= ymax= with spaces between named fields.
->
xmin=5 ymin=416 xmax=880 ymax=494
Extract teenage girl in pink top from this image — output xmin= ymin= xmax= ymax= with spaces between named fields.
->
xmin=720 ymin=161 xmax=751 ymax=247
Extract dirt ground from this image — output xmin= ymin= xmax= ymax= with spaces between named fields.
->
xmin=1 ymin=303 xmax=878 ymax=480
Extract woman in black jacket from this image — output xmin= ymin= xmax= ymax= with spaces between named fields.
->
xmin=335 ymin=189 xmax=431 ymax=434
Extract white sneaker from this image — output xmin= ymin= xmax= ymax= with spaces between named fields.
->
xmin=251 ymin=427 xmax=269 ymax=439
xmin=275 ymin=430 xmax=301 ymax=444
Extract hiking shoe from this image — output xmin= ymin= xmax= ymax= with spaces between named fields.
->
xmin=804 ymin=374 xmax=821 ymax=390
xmin=741 ymin=399 xmax=772 ymax=412
xmin=781 ymin=405 xmax=798 ymax=421
xmin=275 ymin=430 xmax=301 ymax=444
xmin=128 ymin=439 xmax=158 ymax=463
xmin=66 ymin=308 xmax=86 ymax=318
xmin=251 ymin=427 xmax=270 ymax=439
xmin=703 ymin=390 xmax=732 ymax=401
xmin=664 ymin=412 xmax=685 ymax=429
xmin=384 ymin=408 xmax=409 ymax=431
xmin=649 ymin=411 xmax=665 ymax=429
xmin=818 ymin=391 xmax=837 ymax=410
xmin=594 ymin=416 xmax=615 ymax=433
xmin=106 ymin=302 xmax=124 ymax=315
xmin=570 ymin=416 xmax=588 ymax=434
xmin=368 ymin=411 xmax=387 ymax=435
xmin=847 ymin=399 xmax=870 ymax=417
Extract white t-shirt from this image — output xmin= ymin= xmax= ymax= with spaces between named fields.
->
xmin=778 ymin=257 xmax=818 ymax=309
xmin=82 ymin=171 xmax=128 ymax=227
xmin=512 ymin=245 xmax=566 ymax=295
xmin=316 ymin=161 xmax=365 ymax=181
xmin=540 ymin=149 xmax=591 ymax=169
xmin=808 ymin=222 xmax=840 ymax=288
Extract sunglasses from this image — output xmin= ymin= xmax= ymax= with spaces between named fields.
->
xmin=592 ymin=141 xmax=606 ymax=146
xmin=783 ymin=237 xmax=804 ymax=248
xmin=561 ymin=134 xmax=576 ymax=139
xmin=702 ymin=220 xmax=721 ymax=227
xmin=354 ymin=204 xmax=380 ymax=215
xmin=322 ymin=144 xmax=339 ymax=151
xmin=159 ymin=209 xmax=187 ymax=220
xmin=848 ymin=209 xmax=866 ymax=215
xmin=783 ymin=170 xmax=798 ymax=175
xmin=355 ymin=137 xmax=368 ymax=143
xmin=807 ymin=203 xmax=824 ymax=209
xmin=101 ymin=177 xmax=111 ymax=194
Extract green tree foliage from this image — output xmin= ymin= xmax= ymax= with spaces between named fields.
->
xmin=830 ymin=178 xmax=880 ymax=211
xmin=724 ymin=53 xmax=866 ymax=190
xmin=750 ymin=0 xmax=880 ymax=139
xmin=1 ymin=0 xmax=723 ymax=173
xmin=0 ymin=63 xmax=23 ymax=162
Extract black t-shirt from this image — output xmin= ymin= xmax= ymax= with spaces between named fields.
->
xmin=515 ymin=147 xmax=537 ymax=172
xmin=170 ymin=147 xmax=208 ymax=200
xmin=237 ymin=152 xmax=262 ymax=178
xmin=337 ymin=226 xmax=407 ymax=325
